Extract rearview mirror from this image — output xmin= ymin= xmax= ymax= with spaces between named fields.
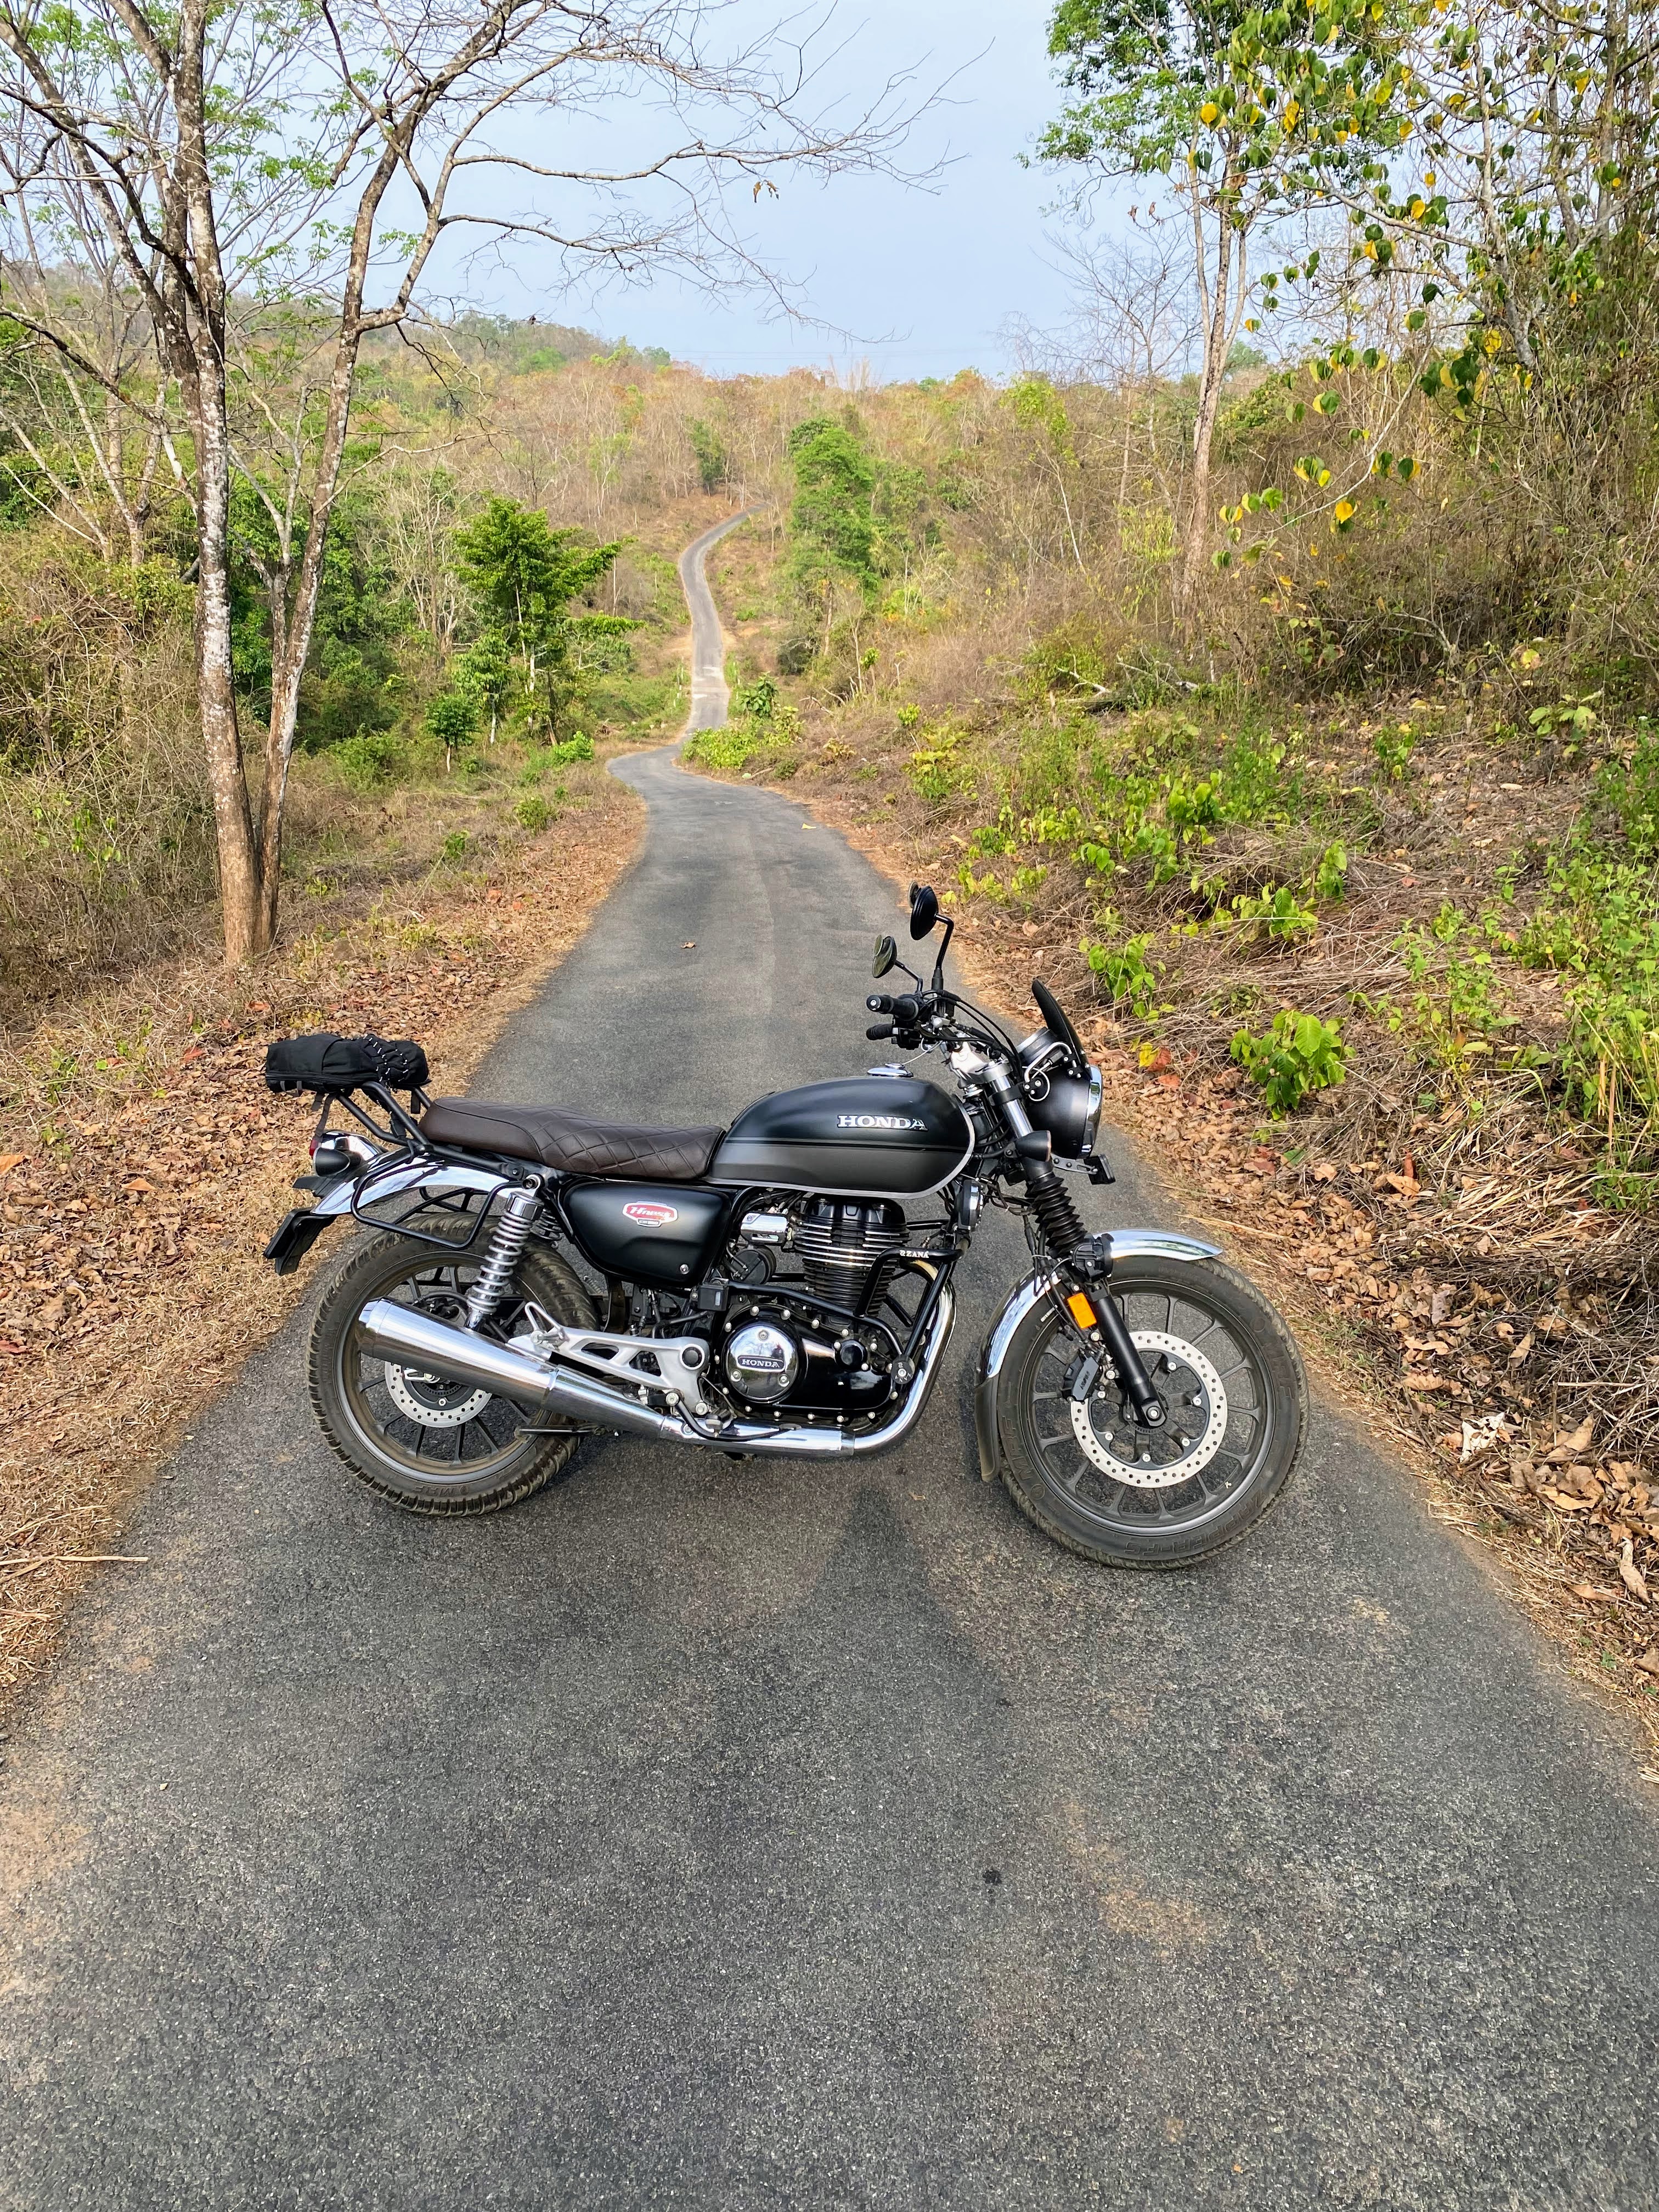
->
xmin=872 ymin=934 xmax=898 ymax=979
xmin=908 ymin=882 xmax=940 ymax=941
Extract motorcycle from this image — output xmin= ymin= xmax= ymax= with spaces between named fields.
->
xmin=261 ymin=883 xmax=1306 ymax=1565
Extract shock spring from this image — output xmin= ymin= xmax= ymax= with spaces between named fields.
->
xmin=464 ymin=1185 xmax=541 ymax=1330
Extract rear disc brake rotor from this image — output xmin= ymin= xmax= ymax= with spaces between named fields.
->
xmin=1070 ymin=1327 xmax=1228 ymax=1489
xmin=382 ymin=1362 xmax=492 ymax=1430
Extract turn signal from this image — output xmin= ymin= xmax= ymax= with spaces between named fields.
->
xmin=1066 ymin=1291 xmax=1097 ymax=1329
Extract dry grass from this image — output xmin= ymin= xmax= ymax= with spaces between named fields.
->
xmin=0 ymin=751 xmax=644 ymax=1713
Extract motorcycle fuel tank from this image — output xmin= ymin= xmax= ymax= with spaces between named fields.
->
xmin=565 ymin=1181 xmax=731 ymax=1286
xmin=710 ymin=1076 xmax=973 ymax=1198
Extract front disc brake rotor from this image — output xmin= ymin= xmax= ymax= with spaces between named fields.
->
xmin=1070 ymin=1327 xmax=1228 ymax=1489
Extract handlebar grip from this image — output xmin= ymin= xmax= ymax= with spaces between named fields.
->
xmin=891 ymin=994 xmax=922 ymax=1025
xmin=866 ymin=1021 xmax=895 ymax=1041
xmin=866 ymin=992 xmax=894 ymax=1014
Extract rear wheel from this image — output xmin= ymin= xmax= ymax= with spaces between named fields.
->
xmin=998 ymin=1256 xmax=1306 ymax=1567
xmin=309 ymin=1227 xmax=595 ymax=1515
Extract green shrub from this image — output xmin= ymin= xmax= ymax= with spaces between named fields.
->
xmin=439 ymin=830 xmax=470 ymax=863
xmin=1230 ymin=1009 xmax=1348 ymax=1114
xmin=1373 ymin=724 xmax=1414 ymax=780
xmin=1595 ymin=729 xmax=1659 ymax=857
xmin=548 ymin=731 xmax=594 ymax=766
xmin=1312 ymin=839 xmax=1348 ymax=900
xmin=333 ymin=730 xmax=407 ymax=791
xmin=1231 ymin=882 xmax=1318 ymax=945
xmin=1083 ymin=922 xmax=1163 ymax=1020
xmin=515 ymin=794 xmax=556 ymax=832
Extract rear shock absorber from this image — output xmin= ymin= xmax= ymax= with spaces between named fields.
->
xmin=465 ymin=1183 xmax=542 ymax=1330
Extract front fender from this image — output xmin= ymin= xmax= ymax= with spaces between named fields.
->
xmin=973 ymin=1230 xmax=1224 ymax=1482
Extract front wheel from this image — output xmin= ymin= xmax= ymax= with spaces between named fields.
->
xmin=997 ymin=1256 xmax=1307 ymax=1567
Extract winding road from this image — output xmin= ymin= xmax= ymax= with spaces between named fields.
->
xmin=2 ymin=518 xmax=1656 ymax=2210
xmin=679 ymin=506 xmax=757 ymax=733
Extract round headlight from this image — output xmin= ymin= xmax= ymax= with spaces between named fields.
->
xmin=1082 ymin=1064 xmax=1103 ymax=1156
xmin=1025 ymin=1069 xmax=1099 ymax=1159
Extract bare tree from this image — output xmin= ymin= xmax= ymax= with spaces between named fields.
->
xmin=0 ymin=0 xmax=925 ymax=962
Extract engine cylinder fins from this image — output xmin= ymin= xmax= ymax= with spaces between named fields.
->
xmin=793 ymin=1197 xmax=906 ymax=1312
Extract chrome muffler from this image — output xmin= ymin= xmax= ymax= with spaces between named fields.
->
xmin=353 ymin=1286 xmax=955 ymax=1459
xmin=354 ymin=1299 xmax=682 ymax=1440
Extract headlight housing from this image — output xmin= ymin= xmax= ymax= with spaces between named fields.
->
xmin=1024 ymin=1062 xmax=1103 ymax=1159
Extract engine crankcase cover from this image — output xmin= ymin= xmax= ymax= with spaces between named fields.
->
xmin=724 ymin=1319 xmax=800 ymax=1402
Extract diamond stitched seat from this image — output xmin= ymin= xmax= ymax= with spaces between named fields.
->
xmin=420 ymin=1098 xmax=725 ymax=1182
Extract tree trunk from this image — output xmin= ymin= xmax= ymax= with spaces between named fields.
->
xmin=1178 ymin=217 xmax=1246 ymax=625
xmin=189 ymin=361 xmax=261 ymax=964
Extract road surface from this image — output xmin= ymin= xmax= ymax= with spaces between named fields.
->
xmin=678 ymin=507 xmax=757 ymax=733
xmin=1 ymin=552 xmax=1656 ymax=2210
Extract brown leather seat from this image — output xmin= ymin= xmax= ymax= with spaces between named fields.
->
xmin=420 ymin=1098 xmax=725 ymax=1182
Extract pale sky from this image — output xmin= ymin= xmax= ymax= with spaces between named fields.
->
xmin=453 ymin=1 xmax=1081 ymax=382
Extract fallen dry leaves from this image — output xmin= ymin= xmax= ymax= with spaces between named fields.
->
xmin=0 ymin=767 xmax=642 ymax=1712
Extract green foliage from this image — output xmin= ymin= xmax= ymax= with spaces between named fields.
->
xmin=908 ymin=725 xmax=973 ymax=805
xmin=514 ymin=794 xmax=557 ymax=832
xmin=1596 ymin=730 xmax=1659 ymax=857
xmin=1373 ymin=724 xmax=1414 ymax=780
xmin=439 ymin=830 xmax=470 ymax=864
xmin=1231 ymin=881 xmax=1318 ymax=945
xmin=454 ymin=495 xmax=630 ymax=735
xmin=689 ymin=419 xmax=729 ymax=493
xmin=1230 ymin=1010 xmax=1348 ymax=1115
xmin=425 ymin=690 xmax=476 ymax=757
xmin=1312 ymin=839 xmax=1348 ymax=901
xmin=685 ymin=676 xmax=800 ymax=776
xmin=1389 ymin=906 xmax=1516 ymax=1073
xmin=783 ymin=416 xmax=878 ymax=651
xmin=1082 ymin=917 xmax=1164 ymax=1019
xmin=334 ymin=730 xmax=407 ymax=791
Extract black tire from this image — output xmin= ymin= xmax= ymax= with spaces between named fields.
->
xmin=309 ymin=1227 xmax=596 ymax=1516
xmin=997 ymin=1256 xmax=1307 ymax=1567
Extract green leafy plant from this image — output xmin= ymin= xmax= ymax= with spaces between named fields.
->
xmin=1231 ymin=882 xmax=1318 ymax=945
xmin=514 ymin=794 xmax=556 ymax=832
xmin=1084 ymin=922 xmax=1164 ymax=1020
xmin=1230 ymin=1009 xmax=1348 ymax=1114
xmin=425 ymin=690 xmax=477 ymax=773
xmin=1312 ymin=839 xmax=1348 ymax=900
xmin=439 ymin=830 xmax=470 ymax=864
xmin=1373 ymin=725 xmax=1414 ymax=780
xmin=334 ymin=730 xmax=406 ymax=791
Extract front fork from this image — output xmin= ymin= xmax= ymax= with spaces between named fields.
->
xmin=1052 ymin=1246 xmax=1167 ymax=1429
xmin=1018 ymin=1139 xmax=1166 ymax=1428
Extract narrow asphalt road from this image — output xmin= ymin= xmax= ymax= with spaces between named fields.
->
xmin=3 ymin=603 xmax=1657 ymax=2209
xmin=679 ymin=507 xmax=757 ymax=732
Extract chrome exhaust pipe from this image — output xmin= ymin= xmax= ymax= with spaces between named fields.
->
xmin=354 ymin=1299 xmax=682 ymax=1441
xmin=353 ymin=1283 xmax=956 ymax=1458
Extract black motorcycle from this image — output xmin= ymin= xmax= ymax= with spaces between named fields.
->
xmin=262 ymin=883 xmax=1305 ymax=1565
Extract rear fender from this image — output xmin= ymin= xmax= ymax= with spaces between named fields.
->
xmin=974 ymin=1231 xmax=1224 ymax=1482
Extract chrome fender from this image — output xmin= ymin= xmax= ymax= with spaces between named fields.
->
xmin=974 ymin=1231 xmax=1223 ymax=1482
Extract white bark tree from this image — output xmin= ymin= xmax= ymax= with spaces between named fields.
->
xmin=0 ymin=0 xmax=923 ymax=961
